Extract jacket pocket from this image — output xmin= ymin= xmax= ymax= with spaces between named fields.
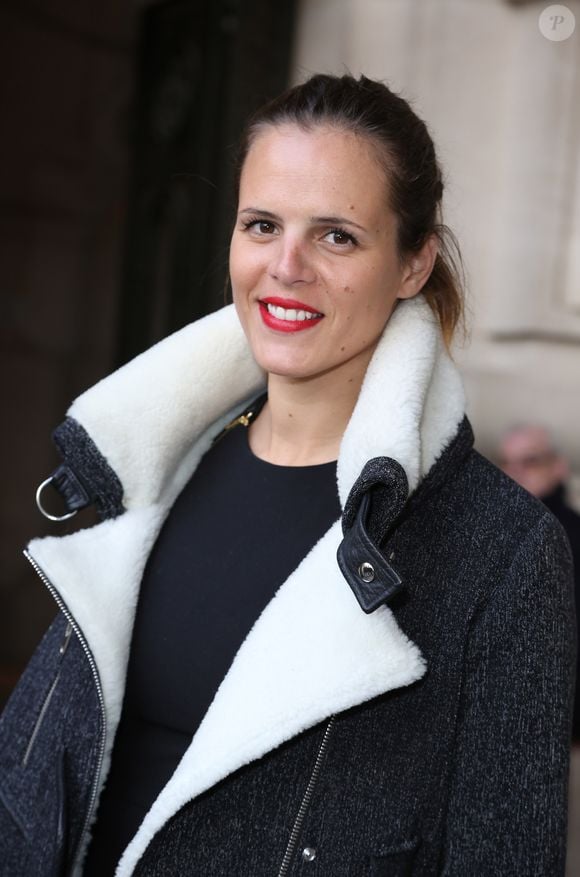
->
xmin=53 ymin=746 xmax=69 ymax=877
xmin=21 ymin=621 xmax=72 ymax=767
xmin=0 ymin=745 xmax=68 ymax=877
xmin=368 ymin=837 xmax=420 ymax=876
xmin=21 ymin=669 xmax=62 ymax=767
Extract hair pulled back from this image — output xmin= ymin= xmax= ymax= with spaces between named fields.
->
xmin=235 ymin=74 xmax=464 ymax=346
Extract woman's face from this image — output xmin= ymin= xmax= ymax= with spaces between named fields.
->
xmin=229 ymin=123 xmax=429 ymax=384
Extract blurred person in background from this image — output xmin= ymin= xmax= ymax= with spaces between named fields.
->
xmin=499 ymin=424 xmax=580 ymax=739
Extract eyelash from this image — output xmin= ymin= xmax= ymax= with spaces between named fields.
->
xmin=240 ymin=217 xmax=358 ymax=247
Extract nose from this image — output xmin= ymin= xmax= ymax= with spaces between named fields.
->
xmin=268 ymin=237 xmax=316 ymax=286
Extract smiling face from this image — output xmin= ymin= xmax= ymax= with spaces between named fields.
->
xmin=229 ymin=123 xmax=431 ymax=388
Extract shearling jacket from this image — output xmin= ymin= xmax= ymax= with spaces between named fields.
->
xmin=0 ymin=298 xmax=576 ymax=877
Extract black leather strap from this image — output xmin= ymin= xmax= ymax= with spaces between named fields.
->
xmin=337 ymin=455 xmax=409 ymax=613
xmin=337 ymin=490 xmax=404 ymax=614
xmin=51 ymin=464 xmax=92 ymax=512
xmin=50 ymin=417 xmax=125 ymax=520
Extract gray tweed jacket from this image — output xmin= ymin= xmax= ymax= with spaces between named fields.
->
xmin=0 ymin=301 xmax=575 ymax=876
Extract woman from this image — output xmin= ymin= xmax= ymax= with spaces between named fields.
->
xmin=0 ymin=74 xmax=575 ymax=876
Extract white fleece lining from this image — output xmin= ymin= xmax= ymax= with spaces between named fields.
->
xmin=25 ymin=296 xmax=465 ymax=876
xmin=338 ymin=298 xmax=464 ymax=503
xmin=68 ymin=304 xmax=266 ymax=509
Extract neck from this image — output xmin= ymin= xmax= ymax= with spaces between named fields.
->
xmin=248 ymin=360 xmax=370 ymax=467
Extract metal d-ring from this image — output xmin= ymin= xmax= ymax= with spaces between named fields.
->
xmin=35 ymin=477 xmax=78 ymax=522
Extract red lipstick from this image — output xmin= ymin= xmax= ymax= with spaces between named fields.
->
xmin=259 ymin=297 xmax=324 ymax=333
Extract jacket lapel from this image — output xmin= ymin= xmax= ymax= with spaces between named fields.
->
xmin=26 ymin=296 xmax=465 ymax=874
xmin=116 ymin=518 xmax=425 ymax=875
xmin=27 ymin=499 xmax=425 ymax=877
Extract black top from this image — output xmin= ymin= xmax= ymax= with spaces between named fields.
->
xmin=83 ymin=419 xmax=341 ymax=874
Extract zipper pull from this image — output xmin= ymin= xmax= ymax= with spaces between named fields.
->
xmin=225 ymin=411 xmax=254 ymax=430
xmin=212 ymin=408 xmax=256 ymax=446
xmin=211 ymin=393 xmax=268 ymax=446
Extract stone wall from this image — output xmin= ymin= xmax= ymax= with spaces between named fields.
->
xmin=292 ymin=0 xmax=580 ymax=503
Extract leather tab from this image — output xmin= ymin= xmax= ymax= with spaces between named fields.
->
xmin=52 ymin=417 xmax=125 ymax=521
xmin=50 ymin=464 xmax=92 ymax=513
xmin=337 ymin=492 xmax=404 ymax=614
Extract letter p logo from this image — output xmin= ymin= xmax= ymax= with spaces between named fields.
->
xmin=539 ymin=5 xmax=576 ymax=41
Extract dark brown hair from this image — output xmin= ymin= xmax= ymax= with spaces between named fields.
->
xmin=234 ymin=74 xmax=465 ymax=346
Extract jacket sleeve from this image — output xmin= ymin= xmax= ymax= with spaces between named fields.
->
xmin=442 ymin=511 xmax=577 ymax=876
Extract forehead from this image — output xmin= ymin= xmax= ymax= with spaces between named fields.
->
xmin=239 ymin=123 xmax=388 ymax=213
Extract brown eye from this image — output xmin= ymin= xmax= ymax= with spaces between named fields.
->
xmin=324 ymin=228 xmax=357 ymax=247
xmin=242 ymin=218 xmax=277 ymax=235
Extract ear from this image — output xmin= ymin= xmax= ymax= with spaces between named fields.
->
xmin=397 ymin=235 xmax=438 ymax=300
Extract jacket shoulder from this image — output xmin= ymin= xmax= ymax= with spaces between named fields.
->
xmin=443 ymin=448 xmax=566 ymax=547
xmin=399 ymin=447 xmax=573 ymax=619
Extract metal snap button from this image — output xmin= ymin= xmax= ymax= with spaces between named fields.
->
xmin=302 ymin=847 xmax=317 ymax=862
xmin=358 ymin=561 xmax=375 ymax=583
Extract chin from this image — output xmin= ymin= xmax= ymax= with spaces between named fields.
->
xmin=246 ymin=336 xmax=311 ymax=375
xmin=256 ymin=357 xmax=314 ymax=381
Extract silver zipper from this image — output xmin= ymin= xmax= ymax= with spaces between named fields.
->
xmin=24 ymin=549 xmax=107 ymax=874
xmin=277 ymin=716 xmax=336 ymax=877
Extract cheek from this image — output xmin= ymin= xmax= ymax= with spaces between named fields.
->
xmin=229 ymin=237 xmax=252 ymax=278
xmin=337 ymin=294 xmax=395 ymax=347
xmin=230 ymin=246 xmax=265 ymax=298
xmin=339 ymin=275 xmax=393 ymax=325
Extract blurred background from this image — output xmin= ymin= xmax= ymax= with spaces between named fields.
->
xmin=1 ymin=0 xmax=579 ymax=864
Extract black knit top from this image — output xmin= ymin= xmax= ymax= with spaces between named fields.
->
xmin=83 ymin=418 xmax=341 ymax=874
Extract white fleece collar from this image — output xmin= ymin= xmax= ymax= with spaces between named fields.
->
xmin=64 ymin=296 xmax=463 ymax=510
xmin=26 ymin=296 xmax=465 ymax=876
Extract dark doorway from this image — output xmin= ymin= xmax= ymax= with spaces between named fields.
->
xmin=117 ymin=0 xmax=298 ymax=364
xmin=0 ymin=0 xmax=298 ymax=707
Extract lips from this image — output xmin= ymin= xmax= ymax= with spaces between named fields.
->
xmin=259 ymin=297 xmax=324 ymax=333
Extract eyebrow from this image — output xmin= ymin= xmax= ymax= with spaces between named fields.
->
xmin=238 ymin=207 xmax=369 ymax=234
